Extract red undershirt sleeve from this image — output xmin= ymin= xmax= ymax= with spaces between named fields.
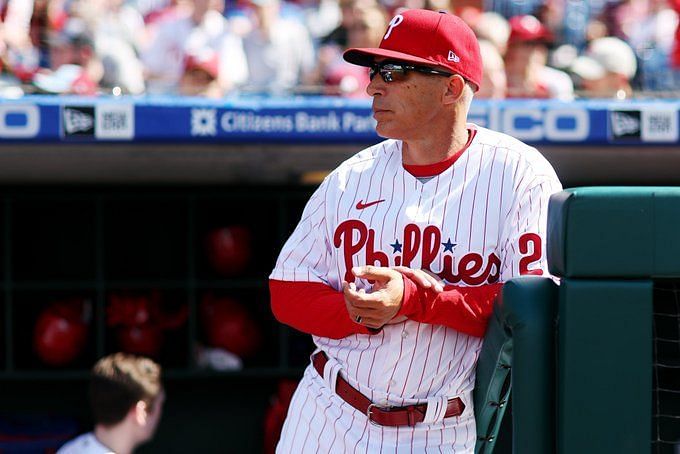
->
xmin=396 ymin=275 xmax=502 ymax=337
xmin=269 ymin=279 xmax=377 ymax=339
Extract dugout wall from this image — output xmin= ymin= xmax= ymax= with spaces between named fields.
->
xmin=475 ymin=187 xmax=680 ymax=453
xmin=549 ymin=187 xmax=680 ymax=453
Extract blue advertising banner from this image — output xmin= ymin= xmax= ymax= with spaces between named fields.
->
xmin=0 ymin=96 xmax=677 ymax=145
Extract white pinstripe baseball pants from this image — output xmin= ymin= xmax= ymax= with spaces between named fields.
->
xmin=276 ymin=365 xmax=476 ymax=453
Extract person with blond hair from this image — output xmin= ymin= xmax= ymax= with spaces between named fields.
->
xmin=57 ymin=353 xmax=165 ymax=454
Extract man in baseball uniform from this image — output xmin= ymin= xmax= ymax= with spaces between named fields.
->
xmin=270 ymin=9 xmax=561 ymax=452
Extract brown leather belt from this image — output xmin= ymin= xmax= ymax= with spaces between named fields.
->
xmin=312 ymin=351 xmax=465 ymax=427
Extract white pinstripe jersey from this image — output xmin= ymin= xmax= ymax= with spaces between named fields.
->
xmin=271 ymin=124 xmax=562 ymax=410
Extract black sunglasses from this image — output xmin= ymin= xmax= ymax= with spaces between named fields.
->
xmin=369 ymin=61 xmax=454 ymax=83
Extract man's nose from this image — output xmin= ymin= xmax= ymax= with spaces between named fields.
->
xmin=366 ymin=74 xmax=386 ymax=97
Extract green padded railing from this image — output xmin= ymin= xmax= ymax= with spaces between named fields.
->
xmin=557 ymin=279 xmax=652 ymax=453
xmin=548 ymin=187 xmax=661 ymax=453
xmin=548 ymin=187 xmax=680 ymax=278
xmin=475 ymin=276 xmax=558 ymax=454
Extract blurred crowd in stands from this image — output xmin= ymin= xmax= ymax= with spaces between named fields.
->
xmin=0 ymin=0 xmax=677 ymax=99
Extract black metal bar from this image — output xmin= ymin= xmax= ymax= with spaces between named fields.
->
xmin=12 ymin=281 xmax=100 ymax=290
xmin=4 ymin=196 xmax=12 ymax=371
xmin=187 ymin=196 xmax=197 ymax=369
xmin=95 ymin=197 xmax=105 ymax=358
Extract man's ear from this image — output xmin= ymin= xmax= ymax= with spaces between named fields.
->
xmin=134 ymin=400 xmax=148 ymax=426
xmin=443 ymin=75 xmax=466 ymax=105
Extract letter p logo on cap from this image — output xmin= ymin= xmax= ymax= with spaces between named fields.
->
xmin=384 ymin=15 xmax=404 ymax=40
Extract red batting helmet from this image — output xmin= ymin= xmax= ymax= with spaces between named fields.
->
xmin=33 ymin=299 xmax=89 ymax=366
xmin=106 ymin=292 xmax=155 ymax=327
xmin=116 ymin=324 xmax=164 ymax=357
xmin=200 ymin=294 xmax=261 ymax=358
xmin=205 ymin=226 xmax=252 ymax=276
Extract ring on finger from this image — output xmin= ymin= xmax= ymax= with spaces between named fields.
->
xmin=355 ymin=315 xmax=362 ymax=323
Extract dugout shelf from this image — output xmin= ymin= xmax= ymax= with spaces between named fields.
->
xmin=0 ymin=186 xmax=314 ymax=378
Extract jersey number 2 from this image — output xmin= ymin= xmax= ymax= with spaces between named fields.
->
xmin=519 ymin=233 xmax=543 ymax=276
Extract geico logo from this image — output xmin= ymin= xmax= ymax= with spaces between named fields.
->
xmin=0 ymin=105 xmax=40 ymax=138
xmin=502 ymin=108 xmax=589 ymax=141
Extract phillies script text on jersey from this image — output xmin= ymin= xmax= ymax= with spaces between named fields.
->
xmin=334 ymin=220 xmax=543 ymax=285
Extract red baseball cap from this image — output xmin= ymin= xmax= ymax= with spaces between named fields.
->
xmin=508 ymin=15 xmax=553 ymax=44
xmin=343 ymin=9 xmax=483 ymax=91
xmin=184 ymin=50 xmax=219 ymax=79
